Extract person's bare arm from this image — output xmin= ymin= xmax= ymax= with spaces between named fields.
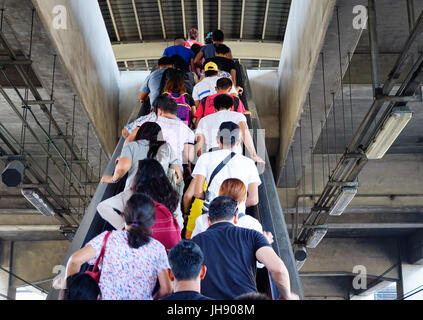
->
xmin=190 ymin=58 xmax=196 ymax=74
xmin=193 ymin=175 xmax=207 ymax=200
xmin=153 ymin=270 xmax=172 ymax=300
xmin=256 ymin=246 xmax=299 ymax=300
xmin=230 ymin=69 xmax=237 ymax=87
xmin=125 ymin=126 xmax=140 ymax=145
xmin=65 ymin=245 xmax=96 ymax=280
xmin=183 ymin=179 xmax=196 ymax=213
xmin=246 ymin=182 xmax=259 ymax=207
xmin=193 ymin=117 xmax=200 ymax=128
xmin=196 ymin=134 xmax=205 ymax=158
xmin=194 ymin=51 xmax=204 ymax=67
xmin=138 ymin=91 xmax=148 ymax=102
xmin=183 ymin=143 xmax=195 ymax=164
xmin=100 ymin=157 xmax=132 ymax=184
xmin=171 ymin=165 xmax=183 ymax=184
xmin=239 ymin=121 xmax=264 ymax=163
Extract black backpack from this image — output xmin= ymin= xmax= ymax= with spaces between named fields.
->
xmin=200 ymin=95 xmax=241 ymax=118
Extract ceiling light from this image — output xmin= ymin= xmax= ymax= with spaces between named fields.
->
xmin=328 ymin=186 xmax=358 ymax=216
xmin=294 ymin=246 xmax=307 ymax=271
xmin=306 ymin=226 xmax=328 ymax=248
xmin=21 ymin=188 xmax=56 ymax=217
xmin=2 ymin=160 xmax=25 ymax=187
xmin=366 ymin=106 xmax=413 ymax=160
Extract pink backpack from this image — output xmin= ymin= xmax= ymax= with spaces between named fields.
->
xmin=164 ymin=92 xmax=191 ymax=126
xmin=151 ymin=201 xmax=181 ymax=251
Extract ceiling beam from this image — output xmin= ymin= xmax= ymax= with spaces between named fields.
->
xmin=240 ymin=0 xmax=246 ymax=39
xmin=0 ymin=209 xmax=41 ymax=215
xmin=131 ymin=0 xmax=143 ymax=41
xmin=157 ymin=0 xmax=167 ymax=39
xmin=0 ymin=225 xmax=62 ymax=232
xmin=197 ymin=0 xmax=204 ymax=44
xmin=106 ymin=0 xmax=120 ymax=42
xmin=218 ymin=0 xmax=222 ymax=30
xmin=262 ymin=0 xmax=270 ymax=40
xmin=112 ymin=41 xmax=283 ymax=61
xmin=181 ymin=0 xmax=187 ymax=38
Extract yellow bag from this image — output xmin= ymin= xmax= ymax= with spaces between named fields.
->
xmin=185 ymin=181 xmax=207 ymax=239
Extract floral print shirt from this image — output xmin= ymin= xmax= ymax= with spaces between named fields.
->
xmin=87 ymin=230 xmax=169 ymax=300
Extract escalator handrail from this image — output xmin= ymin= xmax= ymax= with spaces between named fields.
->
xmin=240 ymin=66 xmax=304 ymax=300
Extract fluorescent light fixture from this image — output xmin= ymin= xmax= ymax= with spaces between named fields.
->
xmin=306 ymin=226 xmax=328 ymax=248
xmin=366 ymin=107 xmax=413 ymax=160
xmin=328 ymin=186 xmax=358 ymax=216
xmin=21 ymin=188 xmax=56 ymax=217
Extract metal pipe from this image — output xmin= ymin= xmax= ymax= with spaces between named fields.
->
xmin=368 ymin=0 xmax=382 ymax=96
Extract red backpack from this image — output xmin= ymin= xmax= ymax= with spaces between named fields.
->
xmin=151 ymin=201 xmax=181 ymax=251
xmin=164 ymin=92 xmax=191 ymax=126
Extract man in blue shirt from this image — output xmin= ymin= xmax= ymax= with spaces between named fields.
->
xmin=163 ymin=37 xmax=196 ymax=72
xmin=192 ymin=196 xmax=299 ymax=300
xmin=138 ymin=56 xmax=174 ymax=106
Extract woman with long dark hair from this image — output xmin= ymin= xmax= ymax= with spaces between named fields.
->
xmin=56 ymin=193 xmax=172 ymax=300
xmin=97 ymin=158 xmax=183 ymax=244
xmin=100 ymin=121 xmax=182 ymax=189
xmin=162 ymin=75 xmax=196 ymax=127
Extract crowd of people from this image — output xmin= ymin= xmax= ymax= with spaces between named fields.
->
xmin=54 ymin=29 xmax=299 ymax=301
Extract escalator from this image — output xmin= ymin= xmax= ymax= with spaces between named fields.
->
xmin=47 ymin=67 xmax=303 ymax=300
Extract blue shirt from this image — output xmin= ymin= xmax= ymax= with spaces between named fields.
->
xmin=200 ymin=44 xmax=232 ymax=60
xmin=163 ymin=45 xmax=195 ymax=66
xmin=139 ymin=68 xmax=167 ymax=105
xmin=192 ymin=222 xmax=270 ymax=300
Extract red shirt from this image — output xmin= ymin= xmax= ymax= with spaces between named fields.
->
xmin=194 ymin=93 xmax=246 ymax=120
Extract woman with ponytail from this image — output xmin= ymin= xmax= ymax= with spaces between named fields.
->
xmin=100 ymin=121 xmax=182 ymax=189
xmin=60 ymin=193 xmax=172 ymax=300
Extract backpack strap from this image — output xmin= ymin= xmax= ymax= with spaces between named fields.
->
xmin=206 ymin=152 xmax=236 ymax=192
xmin=200 ymin=97 xmax=209 ymax=118
xmin=234 ymin=97 xmax=240 ymax=112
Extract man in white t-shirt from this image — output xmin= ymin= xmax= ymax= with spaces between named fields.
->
xmin=192 ymin=62 xmax=237 ymax=107
xmin=196 ymin=94 xmax=263 ymax=164
xmin=191 ymin=122 xmax=261 ymax=208
xmin=125 ymin=96 xmax=195 ymax=167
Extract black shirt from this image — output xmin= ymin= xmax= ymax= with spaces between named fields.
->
xmin=204 ymin=57 xmax=236 ymax=73
xmin=192 ymin=222 xmax=270 ymax=300
xmin=161 ymin=291 xmax=213 ymax=300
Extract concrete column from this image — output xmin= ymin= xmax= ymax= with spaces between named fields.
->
xmin=276 ymin=0 xmax=336 ymax=182
xmin=399 ymin=264 xmax=423 ymax=300
xmin=0 ymin=241 xmax=14 ymax=300
xmin=32 ymin=0 xmax=121 ymax=156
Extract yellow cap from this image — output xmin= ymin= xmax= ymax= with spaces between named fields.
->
xmin=204 ymin=61 xmax=219 ymax=71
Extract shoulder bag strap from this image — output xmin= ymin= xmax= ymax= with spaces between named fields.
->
xmin=92 ymin=231 xmax=112 ymax=271
xmin=206 ymin=152 xmax=236 ymax=193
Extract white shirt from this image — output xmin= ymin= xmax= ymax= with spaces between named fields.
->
xmin=192 ymin=213 xmax=263 ymax=238
xmin=192 ymin=149 xmax=262 ymax=203
xmin=192 ymin=76 xmax=237 ymax=101
xmin=196 ymin=110 xmax=247 ymax=154
xmin=130 ymin=115 xmax=195 ymax=167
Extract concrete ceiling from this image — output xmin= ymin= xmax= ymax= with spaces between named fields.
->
xmin=98 ymin=0 xmax=291 ymax=70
